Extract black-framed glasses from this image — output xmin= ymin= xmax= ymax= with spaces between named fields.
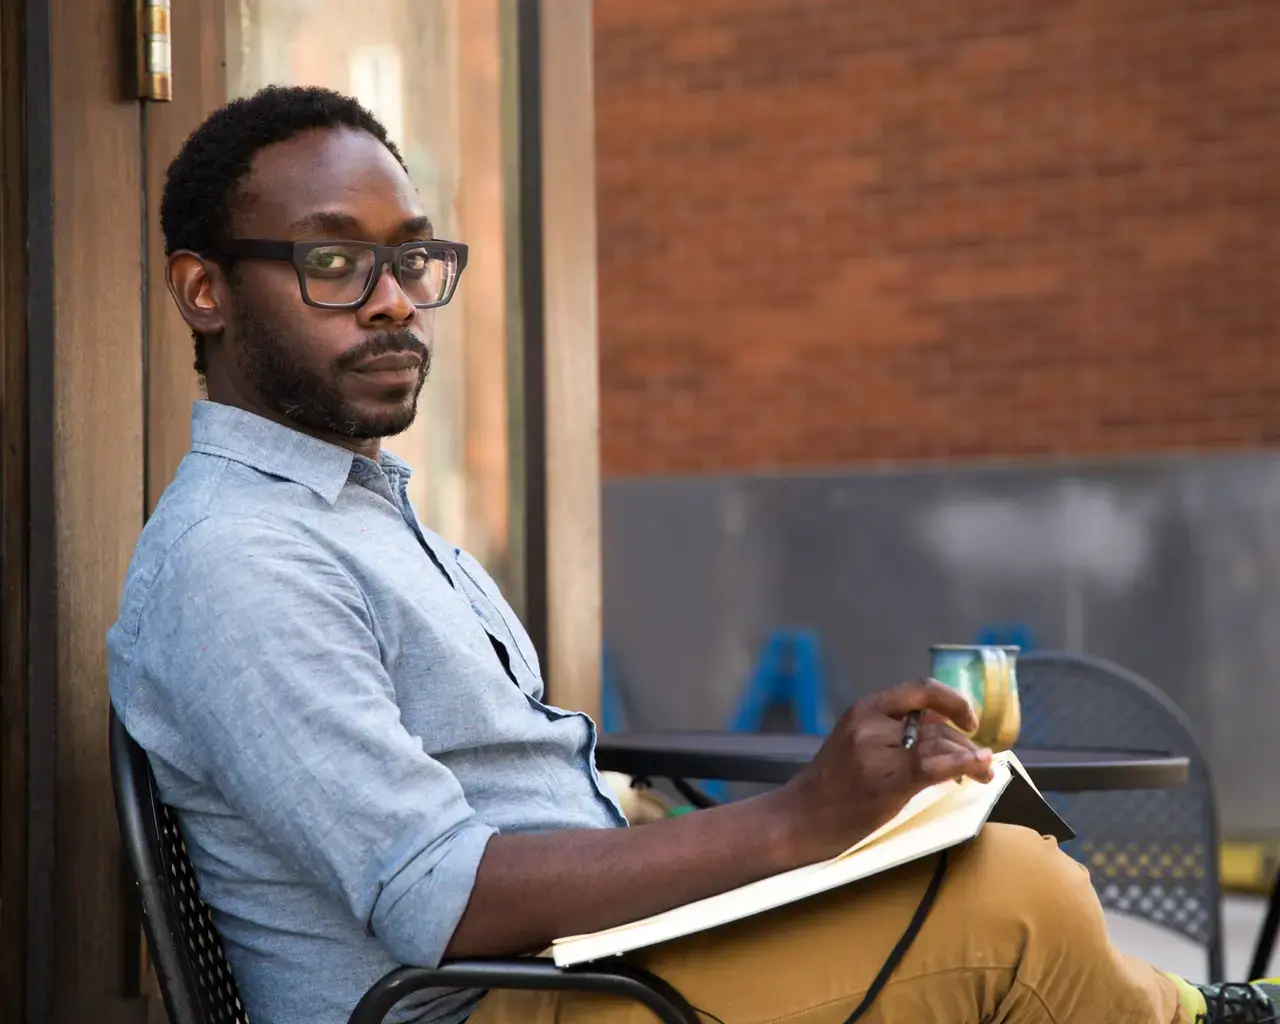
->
xmin=210 ymin=238 xmax=469 ymax=310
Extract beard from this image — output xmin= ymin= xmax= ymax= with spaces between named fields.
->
xmin=231 ymin=296 xmax=430 ymax=440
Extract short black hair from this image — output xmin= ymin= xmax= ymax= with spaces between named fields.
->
xmin=160 ymin=85 xmax=407 ymax=374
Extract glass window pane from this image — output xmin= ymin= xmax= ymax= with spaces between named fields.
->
xmin=226 ymin=0 xmax=517 ymax=596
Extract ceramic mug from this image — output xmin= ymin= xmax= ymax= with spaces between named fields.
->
xmin=928 ymin=644 xmax=1021 ymax=751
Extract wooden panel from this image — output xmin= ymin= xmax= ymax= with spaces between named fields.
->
xmin=137 ymin=7 xmax=227 ymax=1002
xmin=539 ymin=0 xmax=602 ymax=720
xmin=49 ymin=0 xmax=146 ymax=1019
xmin=145 ymin=1 xmax=225 ymax=511
xmin=0 ymin=0 xmax=29 ymax=1018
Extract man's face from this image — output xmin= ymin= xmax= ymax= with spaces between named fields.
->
xmin=204 ymin=127 xmax=436 ymax=440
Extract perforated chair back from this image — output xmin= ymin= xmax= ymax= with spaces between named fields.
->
xmin=1017 ymin=652 xmax=1223 ymax=980
xmin=110 ymin=708 xmax=252 ymax=1024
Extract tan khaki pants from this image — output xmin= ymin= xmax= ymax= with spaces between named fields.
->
xmin=468 ymin=824 xmax=1187 ymax=1024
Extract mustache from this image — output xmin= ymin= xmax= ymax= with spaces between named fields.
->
xmin=335 ymin=330 xmax=431 ymax=372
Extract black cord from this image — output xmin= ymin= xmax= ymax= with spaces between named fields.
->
xmin=842 ymin=849 xmax=950 ymax=1024
xmin=682 ymin=849 xmax=950 ymax=1024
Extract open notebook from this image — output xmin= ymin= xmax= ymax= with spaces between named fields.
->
xmin=552 ymin=751 xmax=1074 ymax=967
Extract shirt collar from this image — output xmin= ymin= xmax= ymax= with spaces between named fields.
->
xmin=189 ymin=400 xmax=400 ymax=505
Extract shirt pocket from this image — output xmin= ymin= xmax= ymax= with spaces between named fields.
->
xmin=453 ymin=551 xmax=544 ymax=689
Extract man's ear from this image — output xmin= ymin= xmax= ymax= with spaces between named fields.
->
xmin=166 ymin=251 xmax=227 ymax=337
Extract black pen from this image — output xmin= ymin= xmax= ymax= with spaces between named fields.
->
xmin=902 ymin=709 xmax=922 ymax=751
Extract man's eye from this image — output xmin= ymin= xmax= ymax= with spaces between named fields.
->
xmin=400 ymin=251 xmax=429 ymax=276
xmin=305 ymin=249 xmax=357 ymax=275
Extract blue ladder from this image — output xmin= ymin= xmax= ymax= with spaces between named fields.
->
xmin=701 ymin=629 xmax=833 ymax=800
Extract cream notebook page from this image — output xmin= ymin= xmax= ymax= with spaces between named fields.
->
xmin=552 ymin=751 xmax=1064 ymax=967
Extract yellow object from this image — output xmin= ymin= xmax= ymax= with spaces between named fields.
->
xmin=1163 ymin=972 xmax=1207 ymax=1020
xmin=1220 ymin=838 xmax=1280 ymax=894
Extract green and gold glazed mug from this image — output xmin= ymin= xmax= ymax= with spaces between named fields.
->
xmin=927 ymin=644 xmax=1021 ymax=751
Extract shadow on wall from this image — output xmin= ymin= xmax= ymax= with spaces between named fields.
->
xmin=601 ymin=453 xmax=1280 ymax=837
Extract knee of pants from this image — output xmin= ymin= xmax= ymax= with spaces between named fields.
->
xmin=954 ymin=824 xmax=1107 ymax=952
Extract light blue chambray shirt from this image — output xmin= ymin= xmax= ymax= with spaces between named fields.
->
xmin=108 ymin=401 xmax=626 ymax=1024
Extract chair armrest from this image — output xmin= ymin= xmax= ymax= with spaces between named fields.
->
xmin=347 ymin=957 xmax=700 ymax=1024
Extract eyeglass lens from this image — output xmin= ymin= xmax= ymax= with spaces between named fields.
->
xmin=301 ymin=244 xmax=457 ymax=307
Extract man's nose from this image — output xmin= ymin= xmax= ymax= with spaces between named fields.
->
xmin=357 ymin=265 xmax=417 ymax=327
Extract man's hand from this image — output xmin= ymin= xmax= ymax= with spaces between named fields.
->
xmin=776 ymin=678 xmax=995 ymax=865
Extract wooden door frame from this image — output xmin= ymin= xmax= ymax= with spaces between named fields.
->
xmin=45 ymin=0 xmax=149 ymax=1017
xmin=0 ymin=0 xmax=29 ymax=1016
xmin=2 ymin=1 xmax=58 ymax=1021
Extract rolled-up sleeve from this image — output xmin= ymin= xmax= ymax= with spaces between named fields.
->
xmin=123 ymin=515 xmax=496 ymax=966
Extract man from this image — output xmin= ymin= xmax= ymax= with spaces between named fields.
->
xmin=108 ymin=85 xmax=1275 ymax=1024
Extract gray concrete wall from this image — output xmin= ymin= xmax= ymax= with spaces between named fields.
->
xmin=601 ymin=453 xmax=1280 ymax=835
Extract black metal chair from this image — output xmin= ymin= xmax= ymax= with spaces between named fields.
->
xmin=109 ymin=709 xmax=701 ymax=1024
xmin=1017 ymin=652 xmax=1224 ymax=981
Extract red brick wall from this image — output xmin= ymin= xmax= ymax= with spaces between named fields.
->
xmin=593 ymin=0 xmax=1280 ymax=477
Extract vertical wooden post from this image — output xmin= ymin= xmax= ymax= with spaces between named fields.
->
xmin=537 ymin=0 xmax=603 ymax=720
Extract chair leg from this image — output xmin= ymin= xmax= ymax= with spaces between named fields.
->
xmin=671 ymin=777 xmax=722 ymax=809
xmin=1249 ymin=866 xmax=1280 ymax=980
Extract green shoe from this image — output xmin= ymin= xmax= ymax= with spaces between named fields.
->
xmin=1189 ymin=980 xmax=1280 ymax=1023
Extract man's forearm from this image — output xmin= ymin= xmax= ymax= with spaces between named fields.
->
xmin=445 ymin=790 xmax=808 ymax=958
